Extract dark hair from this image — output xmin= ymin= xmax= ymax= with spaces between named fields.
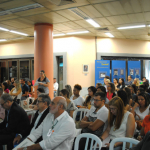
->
xmin=108 ymin=82 xmax=115 ymax=93
xmin=119 ymin=78 xmax=125 ymax=86
xmin=138 ymin=92 xmax=149 ymax=107
xmin=137 ymin=87 xmax=145 ymax=93
xmin=37 ymin=88 xmax=45 ymax=93
xmin=38 ymin=93 xmax=51 ymax=106
xmin=97 ymin=86 xmax=106 ymax=95
xmin=105 ymin=76 xmax=110 ymax=79
xmin=40 ymin=70 xmax=45 ymax=73
xmin=21 ymin=78 xmax=26 ymax=81
xmin=84 ymin=86 xmax=97 ymax=104
xmin=117 ymin=89 xmax=128 ymax=106
xmin=65 ymin=85 xmax=72 ymax=98
xmin=2 ymin=82 xmax=8 ymax=91
xmin=60 ymin=89 xmax=69 ymax=98
xmin=74 ymin=84 xmax=82 ymax=91
xmin=143 ymin=77 xmax=146 ymax=79
xmin=28 ymin=80 xmax=33 ymax=86
xmin=143 ymin=82 xmax=149 ymax=91
xmin=128 ymin=75 xmax=132 ymax=79
xmin=113 ymin=78 xmax=118 ymax=83
xmin=131 ymin=84 xmax=137 ymax=94
xmin=124 ymin=87 xmax=132 ymax=103
xmin=96 ymin=83 xmax=102 ymax=87
xmin=139 ymin=84 xmax=146 ymax=91
xmin=94 ymin=92 xmax=106 ymax=101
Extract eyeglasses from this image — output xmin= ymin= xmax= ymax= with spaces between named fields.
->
xmin=109 ymin=107 xmax=117 ymax=111
xmin=37 ymin=100 xmax=44 ymax=104
xmin=1 ymin=102 xmax=6 ymax=107
xmin=94 ymin=99 xmax=102 ymax=102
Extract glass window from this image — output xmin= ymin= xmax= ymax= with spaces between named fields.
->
xmin=0 ymin=61 xmax=7 ymax=83
xmin=8 ymin=61 xmax=18 ymax=80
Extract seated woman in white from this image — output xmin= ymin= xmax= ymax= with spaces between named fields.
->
xmin=9 ymin=80 xmax=22 ymax=104
xmin=70 ymin=84 xmax=84 ymax=107
xmin=131 ymin=92 xmax=150 ymax=122
xmin=100 ymin=96 xmax=135 ymax=150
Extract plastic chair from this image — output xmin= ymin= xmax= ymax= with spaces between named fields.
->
xmin=109 ymin=137 xmax=139 ymax=150
xmin=73 ymin=108 xmax=89 ymax=122
xmin=74 ymin=133 xmax=102 ymax=150
xmin=27 ymin=110 xmax=36 ymax=123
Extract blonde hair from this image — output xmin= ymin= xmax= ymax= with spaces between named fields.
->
xmin=15 ymin=80 xmax=21 ymax=91
xmin=106 ymin=79 xmax=110 ymax=83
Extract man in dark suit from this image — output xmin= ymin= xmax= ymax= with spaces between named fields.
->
xmin=13 ymin=93 xmax=51 ymax=144
xmin=0 ymin=93 xmax=30 ymax=150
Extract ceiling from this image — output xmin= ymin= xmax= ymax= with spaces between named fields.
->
xmin=1 ymin=0 xmax=150 ymax=42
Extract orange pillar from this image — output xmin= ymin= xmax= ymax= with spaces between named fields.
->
xmin=34 ymin=23 xmax=53 ymax=99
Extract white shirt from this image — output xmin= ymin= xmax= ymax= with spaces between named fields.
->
xmin=30 ymin=109 xmax=47 ymax=134
xmin=12 ymin=88 xmax=22 ymax=99
xmin=28 ymin=111 xmax=76 ymax=150
xmin=53 ymin=82 xmax=59 ymax=91
xmin=70 ymin=95 xmax=84 ymax=106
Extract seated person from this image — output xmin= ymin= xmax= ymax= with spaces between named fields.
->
xmin=106 ymin=83 xmax=116 ymax=101
xmin=0 ymin=94 xmax=30 ymax=150
xmin=13 ymin=93 xmax=51 ymax=144
xmin=2 ymin=82 xmax=9 ymax=94
xmin=137 ymin=114 xmax=150 ymax=141
xmin=78 ymin=92 xmax=108 ymax=150
xmin=95 ymin=83 xmax=102 ymax=89
xmin=100 ymin=96 xmax=135 ymax=150
xmin=60 ymin=89 xmax=76 ymax=117
xmin=21 ymin=78 xmax=29 ymax=100
xmin=70 ymin=84 xmax=84 ymax=107
xmin=18 ymin=96 xmax=76 ymax=150
xmin=0 ymin=88 xmax=5 ymax=120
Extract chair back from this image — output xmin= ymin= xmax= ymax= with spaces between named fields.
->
xmin=74 ymin=133 xmax=102 ymax=150
xmin=109 ymin=137 xmax=139 ymax=150
xmin=73 ymin=108 xmax=89 ymax=122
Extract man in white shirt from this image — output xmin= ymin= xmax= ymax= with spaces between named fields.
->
xmin=18 ymin=96 xmax=76 ymax=150
xmin=13 ymin=94 xmax=51 ymax=144
xmin=53 ymin=78 xmax=59 ymax=97
xmin=78 ymin=92 xmax=108 ymax=150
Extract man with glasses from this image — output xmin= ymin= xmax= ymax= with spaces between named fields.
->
xmin=78 ymin=92 xmax=108 ymax=150
xmin=17 ymin=96 xmax=76 ymax=150
xmin=0 ymin=94 xmax=30 ymax=150
xmin=13 ymin=94 xmax=51 ymax=145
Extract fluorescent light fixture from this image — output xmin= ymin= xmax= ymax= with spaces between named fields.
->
xmin=0 ymin=39 xmax=7 ymax=42
xmin=86 ymin=19 xmax=100 ymax=27
xmin=66 ymin=31 xmax=89 ymax=35
xmin=10 ymin=30 xmax=28 ymax=36
xmin=105 ymin=33 xmax=114 ymax=38
xmin=0 ymin=27 xmax=9 ymax=31
xmin=117 ymin=25 xmax=145 ymax=30
xmin=53 ymin=33 xmax=65 ymax=37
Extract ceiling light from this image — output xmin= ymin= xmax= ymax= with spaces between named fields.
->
xmin=10 ymin=30 xmax=28 ymax=36
xmin=117 ymin=25 xmax=145 ymax=30
xmin=66 ymin=31 xmax=89 ymax=35
xmin=105 ymin=33 xmax=114 ymax=38
xmin=0 ymin=27 xmax=9 ymax=31
xmin=86 ymin=19 xmax=100 ymax=27
xmin=0 ymin=39 xmax=7 ymax=42
xmin=53 ymin=33 xmax=65 ymax=37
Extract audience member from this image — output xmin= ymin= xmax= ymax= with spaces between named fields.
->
xmin=35 ymin=70 xmax=50 ymax=94
xmin=113 ymin=78 xmax=118 ymax=91
xmin=60 ymin=89 xmax=76 ymax=117
xmin=27 ymin=80 xmax=33 ymax=97
xmin=96 ymin=83 xmax=102 ymax=89
xmin=18 ymin=96 xmax=76 ymax=150
xmin=96 ymin=86 xmax=109 ymax=104
xmin=128 ymin=85 xmax=137 ymax=103
xmin=117 ymin=78 xmax=125 ymax=90
xmin=9 ymin=80 xmax=22 ymax=104
xmin=117 ymin=89 xmax=130 ymax=111
xmin=13 ymin=94 xmax=51 ymax=144
xmin=0 ymin=94 xmax=30 ymax=150
xmin=53 ymin=78 xmax=59 ymax=97
xmin=124 ymin=87 xmax=132 ymax=108
xmin=137 ymin=88 xmax=145 ymax=95
xmin=100 ymin=96 xmax=135 ymax=150
xmin=107 ymin=82 xmax=116 ymax=101
xmin=70 ymin=84 xmax=84 ymax=107
xmin=125 ymin=75 xmax=133 ymax=86
xmin=131 ymin=92 xmax=150 ymax=123
xmin=77 ymin=92 xmax=108 ymax=150
xmin=9 ymin=77 xmax=15 ymax=91
xmin=83 ymin=86 xmax=97 ymax=109
xmin=104 ymin=76 xmax=110 ymax=91
xmin=0 ymin=88 xmax=5 ymax=120
xmin=2 ymin=82 xmax=9 ymax=93
xmin=65 ymin=85 xmax=72 ymax=98
xmin=142 ymin=77 xmax=146 ymax=82
xmin=21 ymin=78 xmax=29 ymax=99
xmin=105 ymin=79 xmax=110 ymax=92
xmin=133 ymin=78 xmax=140 ymax=87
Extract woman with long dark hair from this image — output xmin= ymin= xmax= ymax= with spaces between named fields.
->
xmin=2 ymin=82 xmax=9 ymax=93
xmin=117 ymin=78 xmax=125 ymax=90
xmin=107 ymin=83 xmax=116 ymax=101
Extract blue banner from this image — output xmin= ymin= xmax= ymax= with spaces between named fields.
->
xmin=95 ymin=60 xmax=110 ymax=85
xmin=111 ymin=60 xmax=126 ymax=82
xmin=128 ymin=61 xmax=141 ymax=80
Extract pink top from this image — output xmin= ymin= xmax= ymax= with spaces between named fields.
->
xmin=0 ymin=105 xmax=5 ymax=120
xmin=4 ymin=89 xmax=9 ymax=93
